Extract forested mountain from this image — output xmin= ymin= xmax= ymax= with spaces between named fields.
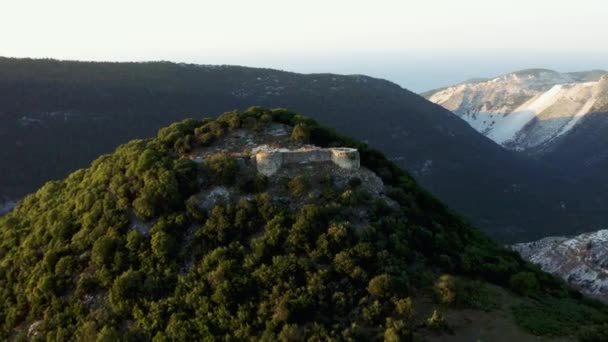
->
xmin=538 ymin=111 xmax=608 ymax=192
xmin=1 ymin=108 xmax=607 ymax=341
xmin=0 ymin=57 xmax=602 ymax=242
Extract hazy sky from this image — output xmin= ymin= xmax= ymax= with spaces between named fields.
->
xmin=2 ymin=0 xmax=607 ymax=91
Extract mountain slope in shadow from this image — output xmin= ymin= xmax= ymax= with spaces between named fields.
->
xmin=0 ymin=57 xmax=601 ymax=242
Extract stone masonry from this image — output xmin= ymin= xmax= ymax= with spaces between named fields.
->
xmin=255 ymin=146 xmax=360 ymax=176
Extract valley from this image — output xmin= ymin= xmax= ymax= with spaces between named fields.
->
xmin=3 ymin=59 xmax=608 ymax=303
xmin=425 ymin=70 xmax=608 ymax=190
xmin=1 ymin=57 xmax=599 ymax=242
xmin=427 ymin=68 xmax=608 ymax=308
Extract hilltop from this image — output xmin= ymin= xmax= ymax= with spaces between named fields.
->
xmin=0 ymin=57 xmax=597 ymax=243
xmin=1 ymin=107 xmax=607 ymax=341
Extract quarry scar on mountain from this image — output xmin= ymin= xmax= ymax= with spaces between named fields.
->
xmin=254 ymin=146 xmax=360 ymax=176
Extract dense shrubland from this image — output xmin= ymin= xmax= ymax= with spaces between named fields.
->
xmin=0 ymin=107 xmax=606 ymax=340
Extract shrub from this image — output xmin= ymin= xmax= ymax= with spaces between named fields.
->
xmin=393 ymin=297 xmax=415 ymax=319
xmin=186 ymin=195 xmax=206 ymax=221
xmin=278 ymin=324 xmax=300 ymax=341
xmin=384 ymin=318 xmax=410 ymax=342
xmin=291 ymin=123 xmax=310 ymax=143
xmin=434 ymin=274 xmax=455 ymax=305
xmin=133 ymin=195 xmax=156 ymax=220
xmin=197 ymin=132 xmax=215 ymax=146
xmin=97 ymin=326 xmax=121 ymax=342
xmin=109 ymin=270 xmax=143 ymax=314
xmin=151 ymin=231 xmax=176 ymax=262
xmin=91 ymin=236 xmax=119 ymax=268
xmin=368 ymin=274 xmax=393 ymax=298
xmin=288 ymin=176 xmax=309 ymax=198
xmin=238 ymin=174 xmax=268 ymax=193
xmin=217 ymin=111 xmax=241 ymax=130
xmin=361 ymin=300 xmax=383 ymax=324
xmin=512 ymin=297 xmax=608 ymax=336
xmin=426 ymin=310 xmax=447 ymax=331
xmin=339 ymin=190 xmax=356 ymax=205
xmin=205 ymin=153 xmax=239 ymax=185
xmin=579 ymin=323 xmax=608 ymax=342
xmin=260 ymin=113 xmax=273 ymax=124
xmin=433 ymin=275 xmax=498 ymax=310
xmin=510 ymin=272 xmax=540 ymax=296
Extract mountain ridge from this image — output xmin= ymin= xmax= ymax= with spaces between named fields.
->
xmin=1 ymin=57 xmax=600 ymax=242
xmin=424 ymin=68 xmax=608 ymax=152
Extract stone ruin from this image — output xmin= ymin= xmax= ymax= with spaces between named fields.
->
xmin=254 ymin=145 xmax=360 ymax=176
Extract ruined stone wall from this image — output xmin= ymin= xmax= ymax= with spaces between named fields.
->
xmin=282 ymin=149 xmax=328 ymax=164
xmin=330 ymin=148 xmax=360 ymax=169
xmin=255 ymin=147 xmax=360 ymax=176
xmin=255 ymin=152 xmax=283 ymax=176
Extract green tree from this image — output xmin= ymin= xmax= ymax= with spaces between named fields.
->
xmin=96 ymin=326 xmax=120 ymax=342
xmin=109 ymin=270 xmax=143 ymax=314
xmin=368 ymin=274 xmax=393 ymax=298
xmin=151 ymin=231 xmax=176 ymax=262
xmin=91 ymin=236 xmax=119 ymax=268
xmin=205 ymin=153 xmax=239 ymax=185
xmin=186 ymin=195 xmax=206 ymax=221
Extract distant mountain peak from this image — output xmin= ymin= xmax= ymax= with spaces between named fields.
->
xmin=509 ymin=68 xmax=560 ymax=77
xmin=426 ymin=68 xmax=608 ymax=151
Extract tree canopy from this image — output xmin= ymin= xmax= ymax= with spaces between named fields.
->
xmin=0 ymin=107 xmax=606 ymax=341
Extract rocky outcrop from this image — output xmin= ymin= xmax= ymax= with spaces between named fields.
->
xmin=512 ymin=229 xmax=608 ymax=301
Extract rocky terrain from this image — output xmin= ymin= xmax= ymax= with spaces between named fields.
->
xmin=513 ymin=230 xmax=608 ymax=301
xmin=425 ymin=69 xmax=608 ymax=152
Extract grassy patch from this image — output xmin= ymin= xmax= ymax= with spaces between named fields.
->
xmin=512 ymin=296 xmax=608 ymax=336
xmin=463 ymin=281 xmax=501 ymax=312
xmin=434 ymin=275 xmax=500 ymax=311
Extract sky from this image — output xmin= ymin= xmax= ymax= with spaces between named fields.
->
xmin=2 ymin=0 xmax=607 ymax=91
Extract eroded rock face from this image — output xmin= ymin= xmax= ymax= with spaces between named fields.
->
xmin=512 ymin=229 xmax=608 ymax=301
xmin=28 ymin=320 xmax=43 ymax=338
xmin=201 ymin=186 xmax=231 ymax=210
xmin=426 ymin=69 xmax=608 ymax=151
